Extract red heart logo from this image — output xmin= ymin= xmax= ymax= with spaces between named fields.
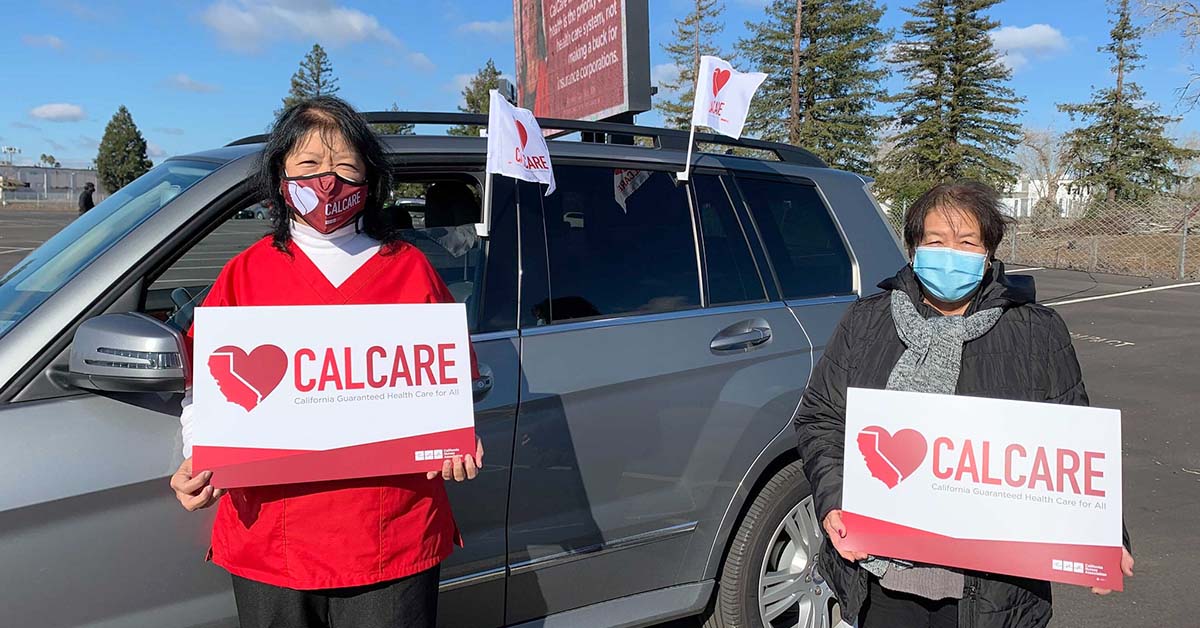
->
xmin=515 ymin=119 xmax=529 ymax=149
xmin=712 ymin=68 xmax=732 ymax=97
xmin=207 ymin=344 xmax=288 ymax=412
xmin=857 ymin=426 xmax=928 ymax=489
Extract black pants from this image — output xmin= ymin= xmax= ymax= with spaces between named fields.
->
xmin=859 ymin=578 xmax=958 ymax=628
xmin=231 ymin=565 xmax=440 ymax=628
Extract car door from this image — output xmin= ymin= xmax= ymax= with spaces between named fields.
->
xmin=0 ymin=170 xmax=520 ymax=628
xmin=503 ymin=165 xmax=814 ymax=623
xmin=420 ymin=174 xmax=520 ymax=628
xmin=730 ymin=174 xmax=860 ymax=368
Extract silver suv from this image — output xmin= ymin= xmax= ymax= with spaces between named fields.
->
xmin=0 ymin=114 xmax=904 ymax=628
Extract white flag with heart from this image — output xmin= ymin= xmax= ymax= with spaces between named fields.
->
xmin=486 ymin=89 xmax=556 ymax=195
xmin=690 ymin=56 xmax=767 ymax=140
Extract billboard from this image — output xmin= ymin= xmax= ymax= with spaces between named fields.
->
xmin=514 ymin=0 xmax=651 ymax=121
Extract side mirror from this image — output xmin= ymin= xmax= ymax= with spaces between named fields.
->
xmin=67 ymin=313 xmax=189 ymax=393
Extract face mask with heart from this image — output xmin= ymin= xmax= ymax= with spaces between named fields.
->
xmin=281 ymin=171 xmax=368 ymax=234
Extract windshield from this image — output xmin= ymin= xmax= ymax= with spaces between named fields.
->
xmin=0 ymin=159 xmax=219 ymax=340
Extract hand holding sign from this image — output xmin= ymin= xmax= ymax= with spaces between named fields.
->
xmin=823 ymin=509 xmax=869 ymax=563
xmin=427 ymin=436 xmax=484 ymax=482
xmin=170 ymin=457 xmax=225 ymax=511
xmin=841 ymin=388 xmax=1125 ymax=590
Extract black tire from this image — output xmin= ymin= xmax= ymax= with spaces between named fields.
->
xmin=704 ymin=460 xmax=829 ymax=628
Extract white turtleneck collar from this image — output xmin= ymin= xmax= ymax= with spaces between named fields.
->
xmin=290 ymin=219 xmax=381 ymax=287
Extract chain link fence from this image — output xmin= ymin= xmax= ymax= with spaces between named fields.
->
xmin=883 ymin=196 xmax=1200 ymax=280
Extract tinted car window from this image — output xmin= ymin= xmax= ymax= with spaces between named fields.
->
xmin=737 ymin=178 xmax=853 ymax=299
xmin=693 ymin=175 xmax=766 ymax=305
xmin=0 ymin=160 xmax=218 ymax=340
xmin=532 ymin=166 xmax=700 ymax=324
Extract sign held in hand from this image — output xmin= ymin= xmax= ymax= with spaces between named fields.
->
xmin=192 ymin=303 xmax=477 ymax=489
xmin=841 ymin=387 xmax=1124 ymax=590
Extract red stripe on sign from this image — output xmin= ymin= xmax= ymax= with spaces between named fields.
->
xmin=840 ymin=511 xmax=1123 ymax=591
xmin=195 ymin=426 xmax=476 ymax=489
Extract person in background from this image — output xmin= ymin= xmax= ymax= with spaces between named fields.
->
xmin=794 ymin=180 xmax=1134 ymax=628
xmin=168 ymin=96 xmax=482 ymax=628
xmin=78 ymin=182 xmax=95 ymax=214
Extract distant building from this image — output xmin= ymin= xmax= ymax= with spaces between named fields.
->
xmin=0 ymin=164 xmax=104 ymax=204
xmin=999 ymin=175 xmax=1093 ymax=219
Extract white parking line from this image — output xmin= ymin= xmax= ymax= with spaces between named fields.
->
xmin=1045 ymin=281 xmax=1200 ymax=306
xmin=1009 ymin=266 xmax=1044 ymax=273
xmin=0 ymin=247 xmax=34 ymax=255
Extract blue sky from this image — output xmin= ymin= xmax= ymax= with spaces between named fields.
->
xmin=3 ymin=0 xmax=1197 ymax=168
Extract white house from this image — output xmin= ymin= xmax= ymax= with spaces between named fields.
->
xmin=999 ymin=175 xmax=1093 ymax=219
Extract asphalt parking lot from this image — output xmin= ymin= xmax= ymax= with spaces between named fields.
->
xmin=2 ymin=208 xmax=1197 ymax=626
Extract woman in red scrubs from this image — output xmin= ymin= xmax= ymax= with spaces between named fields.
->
xmin=169 ymin=95 xmax=482 ymax=628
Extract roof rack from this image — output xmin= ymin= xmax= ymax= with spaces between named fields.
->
xmin=226 ymin=111 xmax=828 ymax=168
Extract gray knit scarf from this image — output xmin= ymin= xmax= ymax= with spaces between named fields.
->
xmin=859 ymin=290 xmax=1004 ymax=601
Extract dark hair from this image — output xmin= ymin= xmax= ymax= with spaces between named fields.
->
xmin=253 ymin=95 xmax=400 ymax=253
xmin=903 ymin=180 xmax=1014 ymax=258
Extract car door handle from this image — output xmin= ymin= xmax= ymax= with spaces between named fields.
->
xmin=473 ymin=362 xmax=494 ymax=403
xmin=710 ymin=319 xmax=773 ymax=353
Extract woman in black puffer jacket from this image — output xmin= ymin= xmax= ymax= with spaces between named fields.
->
xmin=794 ymin=181 xmax=1134 ymax=628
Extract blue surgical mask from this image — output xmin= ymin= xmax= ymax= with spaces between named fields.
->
xmin=912 ymin=246 xmax=988 ymax=303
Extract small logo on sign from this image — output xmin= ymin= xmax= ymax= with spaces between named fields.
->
xmin=712 ymin=68 xmax=731 ymax=96
xmin=207 ymin=344 xmax=288 ymax=412
xmin=857 ymin=426 xmax=928 ymax=489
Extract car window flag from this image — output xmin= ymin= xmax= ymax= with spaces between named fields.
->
xmin=678 ymin=56 xmax=767 ymax=181
xmin=485 ymin=89 xmax=556 ymax=195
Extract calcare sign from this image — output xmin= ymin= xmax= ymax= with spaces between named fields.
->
xmin=192 ymin=303 xmax=476 ymax=489
xmin=841 ymin=387 xmax=1124 ymax=590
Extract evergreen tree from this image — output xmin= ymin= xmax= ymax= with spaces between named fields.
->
xmin=95 ymin=105 xmax=152 ymax=193
xmin=656 ymin=0 xmax=726 ymax=129
xmin=736 ymin=0 xmax=889 ymax=173
xmin=281 ymin=44 xmax=340 ymax=113
xmin=448 ymin=59 xmax=503 ymax=136
xmin=372 ymin=102 xmax=416 ymax=135
xmin=876 ymin=0 xmax=1023 ymax=206
xmin=1058 ymin=0 xmax=1198 ymax=201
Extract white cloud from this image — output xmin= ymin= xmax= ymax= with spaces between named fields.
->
xmin=652 ymin=62 xmax=682 ymax=90
xmin=30 ymin=103 xmax=86 ymax=122
xmin=11 ymin=121 xmax=42 ymax=130
xmin=21 ymin=34 xmax=65 ymax=50
xmin=154 ymin=127 xmax=185 ymax=135
xmin=458 ymin=20 xmax=511 ymax=38
xmin=406 ymin=52 xmax=436 ymax=72
xmin=147 ymin=142 xmax=167 ymax=158
xmin=448 ymin=73 xmax=473 ymax=94
xmin=200 ymin=0 xmax=399 ymax=52
xmin=163 ymin=73 xmax=221 ymax=93
xmin=76 ymin=135 xmax=99 ymax=149
xmin=991 ymin=24 xmax=1068 ymax=72
xmin=44 ymin=138 xmax=68 ymax=152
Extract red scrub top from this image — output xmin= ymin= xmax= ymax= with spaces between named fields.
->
xmin=189 ymin=236 xmax=462 ymax=590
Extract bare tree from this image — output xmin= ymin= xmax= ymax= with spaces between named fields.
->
xmin=1016 ymin=128 xmax=1071 ymax=223
xmin=1141 ymin=1 xmax=1200 ymax=110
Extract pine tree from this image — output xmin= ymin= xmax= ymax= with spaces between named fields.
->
xmin=736 ymin=0 xmax=889 ymax=173
xmin=1058 ymin=0 xmax=1198 ymax=201
xmin=448 ymin=59 xmax=503 ymax=136
xmin=281 ymin=44 xmax=340 ymax=113
xmin=657 ymin=0 xmax=725 ymax=129
xmin=372 ymin=102 xmax=416 ymax=136
xmin=876 ymin=0 xmax=1023 ymax=206
xmin=95 ymin=105 xmax=152 ymax=193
